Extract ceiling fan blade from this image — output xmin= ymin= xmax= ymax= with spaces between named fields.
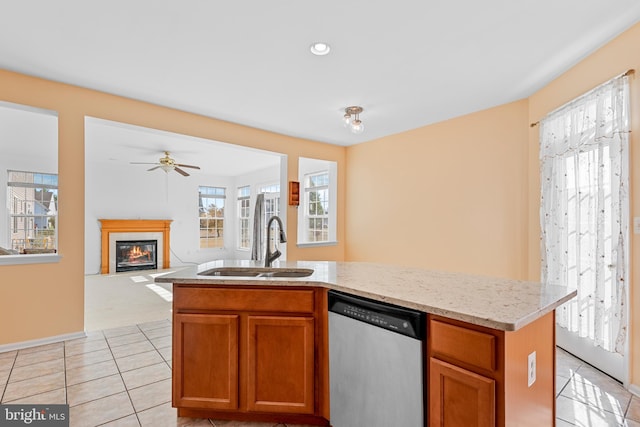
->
xmin=131 ymin=162 xmax=160 ymax=165
xmin=174 ymin=167 xmax=190 ymax=176
xmin=147 ymin=166 xmax=161 ymax=171
xmin=175 ymin=163 xmax=200 ymax=169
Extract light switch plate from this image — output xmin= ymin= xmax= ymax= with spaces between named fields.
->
xmin=528 ymin=351 xmax=536 ymax=387
xmin=634 ymin=217 xmax=640 ymax=234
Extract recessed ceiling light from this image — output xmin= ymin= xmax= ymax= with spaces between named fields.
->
xmin=310 ymin=42 xmax=331 ymax=56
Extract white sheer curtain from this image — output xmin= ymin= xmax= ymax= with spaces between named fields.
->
xmin=540 ymin=74 xmax=629 ymax=355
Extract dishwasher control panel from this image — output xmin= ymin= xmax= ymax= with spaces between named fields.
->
xmin=328 ymin=290 xmax=425 ymax=340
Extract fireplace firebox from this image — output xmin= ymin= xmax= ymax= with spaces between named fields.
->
xmin=115 ymin=240 xmax=158 ymax=272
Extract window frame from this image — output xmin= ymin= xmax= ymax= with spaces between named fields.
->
xmin=260 ymin=183 xmax=281 ymax=253
xmin=296 ymin=157 xmax=337 ymax=247
xmin=303 ymin=172 xmax=330 ymax=243
xmin=7 ymin=170 xmax=59 ymax=254
xmin=0 ymin=102 xmax=60 ymax=266
xmin=237 ymin=185 xmax=251 ymax=250
xmin=198 ymin=186 xmax=226 ymax=249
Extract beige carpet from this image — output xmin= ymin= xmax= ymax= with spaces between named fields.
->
xmin=85 ymin=268 xmax=185 ymax=331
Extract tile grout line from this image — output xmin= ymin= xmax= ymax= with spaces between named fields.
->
xmin=63 ymin=340 xmax=68 ymax=406
xmin=556 ymin=359 xmax=579 ymax=426
xmin=55 ymin=329 xmax=142 ymax=424
xmin=557 ymin=358 xmax=635 ymax=426
xmin=135 ymin=320 xmax=173 ymax=423
xmin=139 ymin=322 xmax=172 ymax=369
xmin=65 ymin=325 xmax=172 ymax=425
xmin=0 ymin=352 xmax=17 ymax=403
xmin=1 ymin=350 xmax=68 ymax=403
xmin=622 ymin=393 xmax=633 ymax=422
xmin=104 ymin=324 xmax=144 ymax=427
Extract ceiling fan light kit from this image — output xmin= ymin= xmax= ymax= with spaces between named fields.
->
xmin=130 ymin=151 xmax=201 ymax=177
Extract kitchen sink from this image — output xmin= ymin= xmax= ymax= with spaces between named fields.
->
xmin=198 ymin=267 xmax=314 ymax=278
xmin=259 ymin=270 xmax=314 ymax=278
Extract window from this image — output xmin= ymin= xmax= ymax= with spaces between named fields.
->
xmin=0 ymin=102 xmax=58 ymax=264
xmin=297 ymin=157 xmax=337 ymax=245
xmin=199 ymin=186 xmax=225 ymax=248
xmin=304 ymin=172 xmax=329 ymax=242
xmin=260 ymin=183 xmax=280 ymax=251
xmin=237 ymin=186 xmax=251 ymax=249
xmin=260 ymin=183 xmax=280 ymax=220
xmin=8 ymin=170 xmax=58 ymax=252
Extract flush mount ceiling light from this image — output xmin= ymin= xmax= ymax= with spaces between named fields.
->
xmin=343 ymin=106 xmax=364 ymax=134
xmin=310 ymin=42 xmax=331 ymax=56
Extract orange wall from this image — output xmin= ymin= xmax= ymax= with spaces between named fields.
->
xmin=345 ymin=19 xmax=640 ymax=386
xmin=345 ymin=99 xmax=530 ymax=279
xmin=0 ymin=69 xmax=346 ymax=345
xmin=527 ymin=22 xmax=640 ymax=386
xmin=3 ymin=20 xmax=640 ymax=387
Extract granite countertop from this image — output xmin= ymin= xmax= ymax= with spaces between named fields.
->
xmin=155 ymin=260 xmax=576 ymax=332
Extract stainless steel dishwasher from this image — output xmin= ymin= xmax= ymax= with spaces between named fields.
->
xmin=328 ymin=290 xmax=426 ymax=427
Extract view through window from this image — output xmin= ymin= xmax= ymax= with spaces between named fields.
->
xmin=8 ymin=170 xmax=58 ymax=253
xmin=260 ymin=183 xmax=280 ymax=252
xmin=237 ymin=186 xmax=250 ymax=249
xmin=304 ymin=172 xmax=329 ymax=242
xmin=297 ymin=157 xmax=337 ymax=245
xmin=199 ymin=186 xmax=225 ymax=248
xmin=0 ymin=101 xmax=58 ymax=260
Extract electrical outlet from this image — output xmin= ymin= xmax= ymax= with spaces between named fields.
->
xmin=528 ymin=351 xmax=536 ymax=387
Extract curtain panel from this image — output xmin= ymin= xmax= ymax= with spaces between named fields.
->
xmin=251 ymin=193 xmax=265 ymax=261
xmin=539 ymin=74 xmax=630 ymax=354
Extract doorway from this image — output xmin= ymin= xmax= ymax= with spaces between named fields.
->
xmin=539 ymin=75 xmax=630 ymax=383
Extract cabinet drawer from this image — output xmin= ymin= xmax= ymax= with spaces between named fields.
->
xmin=430 ymin=320 xmax=496 ymax=372
xmin=174 ymin=286 xmax=316 ymax=313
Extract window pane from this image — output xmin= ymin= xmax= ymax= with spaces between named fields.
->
xmin=238 ymin=186 xmax=251 ymax=198
xmin=302 ymin=171 xmax=330 ymax=242
xmin=260 ymin=183 xmax=281 ymax=246
xmin=199 ymin=186 xmax=225 ymax=248
xmin=8 ymin=170 xmax=58 ymax=252
xmin=237 ymin=186 xmax=251 ymax=249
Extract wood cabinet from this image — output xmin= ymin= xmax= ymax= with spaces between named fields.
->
xmin=174 ymin=313 xmax=239 ymax=410
xmin=172 ymin=285 xmax=329 ymax=426
xmin=246 ymin=315 xmax=315 ymax=414
xmin=427 ymin=312 xmax=556 ymax=427
xmin=430 ymin=358 xmax=495 ymax=427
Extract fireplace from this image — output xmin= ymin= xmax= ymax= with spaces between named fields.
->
xmin=115 ymin=240 xmax=158 ymax=272
xmin=99 ymin=219 xmax=171 ymax=274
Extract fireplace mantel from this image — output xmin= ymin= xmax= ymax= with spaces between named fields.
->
xmin=99 ymin=219 xmax=172 ymax=274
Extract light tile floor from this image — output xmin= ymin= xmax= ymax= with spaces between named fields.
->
xmin=0 ymin=319 xmax=317 ymax=427
xmin=0 ymin=270 xmax=637 ymax=426
xmin=556 ymin=347 xmax=640 ymax=426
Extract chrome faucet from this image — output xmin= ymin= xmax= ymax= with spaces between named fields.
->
xmin=265 ymin=215 xmax=287 ymax=267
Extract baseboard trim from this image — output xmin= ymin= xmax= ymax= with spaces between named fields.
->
xmin=629 ymin=383 xmax=640 ymax=397
xmin=0 ymin=331 xmax=87 ymax=353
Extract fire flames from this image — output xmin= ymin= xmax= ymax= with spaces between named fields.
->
xmin=126 ymin=245 xmax=152 ymax=263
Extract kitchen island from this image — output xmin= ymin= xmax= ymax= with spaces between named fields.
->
xmin=156 ymin=260 xmax=576 ymax=427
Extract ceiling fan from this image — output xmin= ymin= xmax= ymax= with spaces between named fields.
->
xmin=131 ymin=151 xmax=201 ymax=176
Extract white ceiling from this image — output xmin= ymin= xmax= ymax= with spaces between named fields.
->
xmin=0 ymin=102 xmax=282 ymax=177
xmin=2 ymin=1 xmax=640 ymax=146
xmin=85 ymin=117 xmax=282 ymax=177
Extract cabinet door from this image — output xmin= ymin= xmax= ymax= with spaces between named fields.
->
xmin=246 ymin=315 xmax=315 ymax=414
xmin=173 ymin=313 xmax=239 ymax=410
xmin=430 ymin=358 xmax=495 ymax=427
